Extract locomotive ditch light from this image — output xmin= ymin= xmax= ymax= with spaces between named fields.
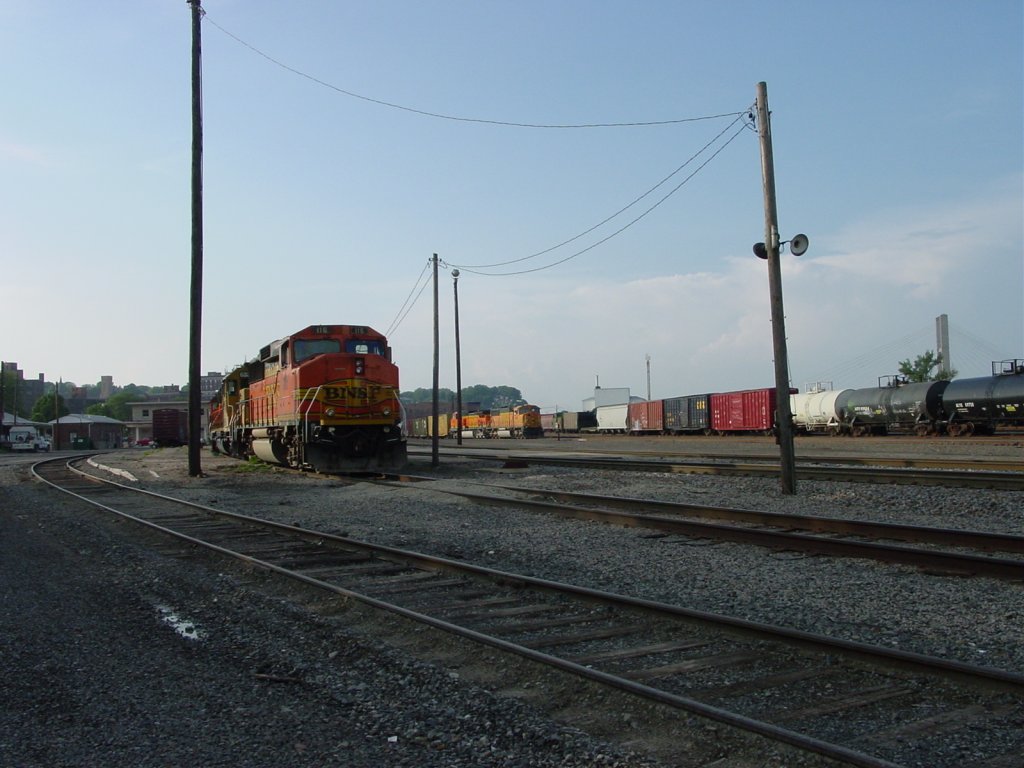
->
xmin=325 ymin=407 xmax=336 ymax=416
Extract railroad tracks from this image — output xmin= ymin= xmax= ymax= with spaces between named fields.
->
xmin=373 ymin=476 xmax=1024 ymax=581
xmin=33 ymin=457 xmax=1024 ymax=768
xmin=409 ymin=445 xmax=1024 ymax=490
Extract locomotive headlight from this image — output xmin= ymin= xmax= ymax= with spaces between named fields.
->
xmin=382 ymin=407 xmax=391 ymax=416
xmin=325 ymin=407 xmax=336 ymax=417
xmin=355 ymin=358 xmax=365 ymax=375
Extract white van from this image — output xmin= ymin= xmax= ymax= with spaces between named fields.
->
xmin=8 ymin=425 xmax=49 ymax=452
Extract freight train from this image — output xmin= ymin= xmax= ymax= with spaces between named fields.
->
xmin=208 ymin=324 xmax=406 ymax=470
xmin=555 ymin=359 xmax=1024 ymax=438
xmin=406 ymin=404 xmax=543 ymax=439
xmin=451 ymin=405 xmax=543 ymax=438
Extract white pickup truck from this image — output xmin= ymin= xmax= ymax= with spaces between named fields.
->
xmin=8 ymin=425 xmax=50 ymax=452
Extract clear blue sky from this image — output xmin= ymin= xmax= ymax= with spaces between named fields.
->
xmin=3 ymin=1 xmax=1021 ymax=410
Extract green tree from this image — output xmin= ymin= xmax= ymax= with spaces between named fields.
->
xmin=1 ymin=369 xmax=32 ymax=418
xmin=399 ymin=387 xmax=455 ymax=404
xmin=100 ymin=391 xmax=138 ymax=421
xmin=399 ymin=384 xmax=527 ymax=410
xmin=31 ymin=392 xmax=70 ymax=422
xmin=898 ymin=350 xmax=957 ymax=382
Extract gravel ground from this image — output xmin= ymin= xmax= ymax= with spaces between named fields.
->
xmin=2 ymin=438 xmax=1022 ymax=767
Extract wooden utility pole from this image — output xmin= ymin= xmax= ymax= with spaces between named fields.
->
xmin=187 ymin=0 xmax=204 ymax=477
xmin=755 ymin=81 xmax=797 ymax=494
xmin=431 ymin=254 xmax=440 ymax=467
xmin=452 ymin=269 xmax=463 ymax=446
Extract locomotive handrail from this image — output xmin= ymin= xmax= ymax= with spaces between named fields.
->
xmin=297 ymin=385 xmax=324 ymax=445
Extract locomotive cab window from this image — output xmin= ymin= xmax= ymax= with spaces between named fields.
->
xmin=345 ymin=340 xmax=384 ymax=355
xmin=293 ymin=339 xmax=342 ymax=363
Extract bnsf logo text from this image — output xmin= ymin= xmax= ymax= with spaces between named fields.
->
xmin=324 ymin=386 xmax=383 ymax=401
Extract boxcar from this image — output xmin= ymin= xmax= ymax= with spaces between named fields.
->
xmin=663 ymin=394 xmax=711 ymax=434
xmin=152 ymin=408 xmax=188 ymax=446
xmin=596 ymin=403 xmax=629 ymax=433
xmin=411 ymin=414 xmax=450 ymax=438
xmin=710 ymin=387 xmax=793 ymax=434
xmin=628 ymin=400 xmax=664 ymax=434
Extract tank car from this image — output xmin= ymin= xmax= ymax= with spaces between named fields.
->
xmin=836 ymin=377 xmax=949 ymax=436
xmin=942 ymin=360 xmax=1024 ymax=436
xmin=209 ymin=324 xmax=406 ymax=471
xmin=790 ymin=386 xmax=851 ymax=435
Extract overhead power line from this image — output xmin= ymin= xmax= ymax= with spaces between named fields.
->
xmin=386 ymin=259 xmax=433 ymax=338
xmin=453 ymin=111 xmax=752 ymax=271
xmin=450 ymin=118 xmax=751 ymax=277
xmin=203 ymin=13 xmax=746 ymax=129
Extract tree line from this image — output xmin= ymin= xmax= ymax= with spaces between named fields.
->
xmin=400 ymin=384 xmax=526 ymax=411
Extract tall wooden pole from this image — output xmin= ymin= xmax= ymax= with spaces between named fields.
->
xmin=431 ymin=254 xmax=440 ymax=467
xmin=188 ymin=0 xmax=204 ymax=476
xmin=453 ymin=269 xmax=463 ymax=446
xmin=756 ymin=81 xmax=797 ymax=494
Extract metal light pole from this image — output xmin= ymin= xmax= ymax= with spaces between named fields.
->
xmin=452 ymin=269 xmax=464 ymax=446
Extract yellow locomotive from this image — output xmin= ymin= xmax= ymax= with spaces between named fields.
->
xmin=449 ymin=404 xmax=542 ymax=438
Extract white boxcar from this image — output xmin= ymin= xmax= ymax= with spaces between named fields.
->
xmin=791 ymin=389 xmax=851 ymax=434
xmin=596 ymin=403 xmax=629 ymax=433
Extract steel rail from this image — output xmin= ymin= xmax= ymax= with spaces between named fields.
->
xmin=35 ymin=457 xmax=1024 ymax=690
xmin=410 ymin=440 xmax=1024 ymax=472
xmin=366 ymin=475 xmax=1024 ymax=580
xmin=31 ymin=457 xmax=1024 ymax=767
xmin=407 ymin=447 xmax=1024 ymax=490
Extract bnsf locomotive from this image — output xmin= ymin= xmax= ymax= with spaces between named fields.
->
xmin=209 ymin=324 xmax=406 ymax=471
xmin=450 ymin=404 xmax=543 ymax=438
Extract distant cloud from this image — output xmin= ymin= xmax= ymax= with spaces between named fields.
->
xmin=0 ymin=139 xmax=55 ymax=168
xmin=395 ymin=180 xmax=1022 ymax=406
xmin=808 ymin=189 xmax=1020 ymax=299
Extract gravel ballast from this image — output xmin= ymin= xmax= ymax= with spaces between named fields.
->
xmin=2 ymin=437 xmax=1021 ymax=766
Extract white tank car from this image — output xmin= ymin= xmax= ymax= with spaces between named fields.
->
xmin=791 ymin=387 xmax=852 ymax=434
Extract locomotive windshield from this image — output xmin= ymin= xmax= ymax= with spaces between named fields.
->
xmin=345 ymin=340 xmax=384 ymax=355
xmin=293 ymin=339 xmax=341 ymax=363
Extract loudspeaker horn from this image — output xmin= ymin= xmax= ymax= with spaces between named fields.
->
xmin=789 ymin=233 xmax=809 ymax=256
